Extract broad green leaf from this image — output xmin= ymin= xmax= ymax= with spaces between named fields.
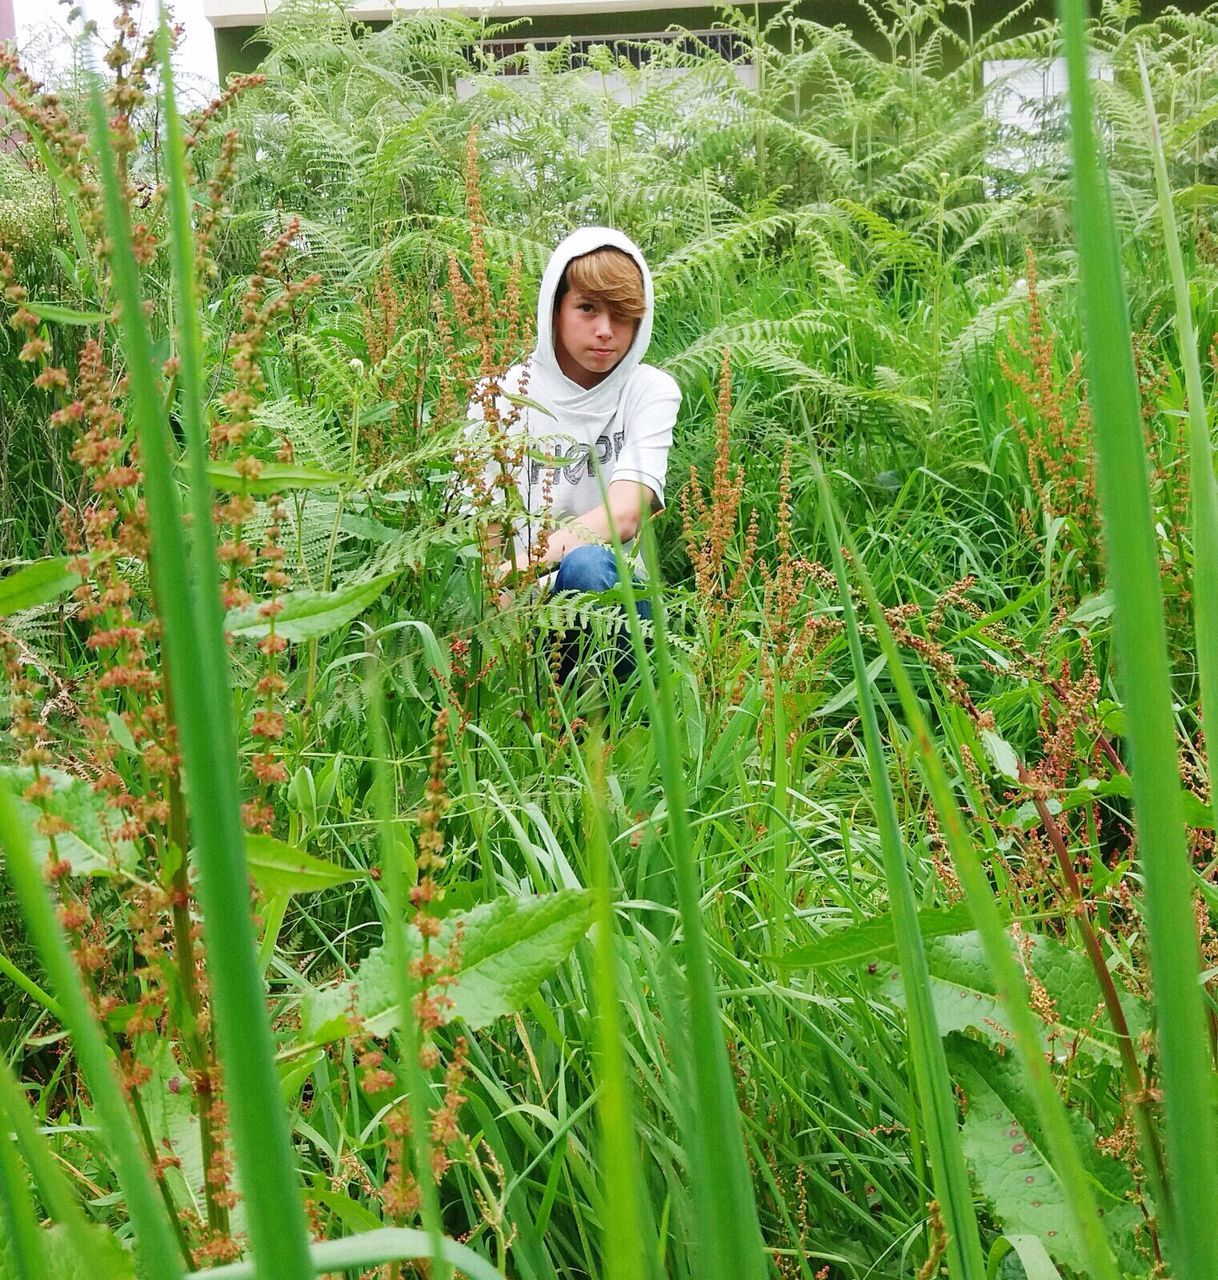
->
xmin=39 ymin=1226 xmax=134 ymax=1280
xmin=1175 ymin=183 xmax=1218 ymax=208
xmin=1069 ymin=592 xmax=1113 ymax=624
xmin=775 ymin=903 xmax=977 ymax=969
xmin=979 ymin=729 xmax=1020 ymax=782
xmin=301 ymin=890 xmax=595 ymax=1042
xmin=1181 ymin=788 xmax=1214 ymax=828
xmin=1003 ymin=771 xmax=1212 ymax=830
xmin=105 ymin=712 xmax=138 ymax=755
xmin=312 ymin=1188 xmax=386 ymax=1236
xmin=0 ymin=559 xmax=81 ymax=616
xmin=0 ymin=767 xmax=137 ymax=876
xmin=279 ymin=1049 xmax=323 ymax=1105
xmin=225 ymin=574 xmax=395 ymax=643
xmin=949 ymin=1036 xmax=1142 ymax=1275
xmin=23 ymin=302 xmax=104 ymax=326
xmin=137 ymin=1040 xmax=250 ymax=1238
xmin=244 ymin=834 xmax=363 ymax=897
xmin=201 ymin=462 xmax=354 ymax=494
xmin=447 ymin=890 xmax=596 ymax=1029
xmin=883 ymin=930 xmax=1145 ymax=1063
xmin=500 ymin=390 xmax=555 ymax=417
xmin=140 ymin=1040 xmax=207 ymax=1221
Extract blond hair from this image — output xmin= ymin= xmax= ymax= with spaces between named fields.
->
xmin=556 ymin=247 xmax=645 ymax=321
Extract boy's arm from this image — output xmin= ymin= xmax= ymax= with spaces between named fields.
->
xmin=493 ymin=368 xmax=678 ymax=595
xmin=495 ymin=480 xmax=653 ymax=578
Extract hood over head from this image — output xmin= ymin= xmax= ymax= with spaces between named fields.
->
xmin=529 ymin=227 xmax=655 ymax=433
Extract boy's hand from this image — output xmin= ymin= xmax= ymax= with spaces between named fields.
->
xmin=494 ymin=559 xmax=515 ymax=611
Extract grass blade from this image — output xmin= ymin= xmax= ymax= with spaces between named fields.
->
xmin=635 ymin=524 xmax=766 ymax=1280
xmin=1137 ymin=50 xmax=1218 ymax=834
xmin=157 ymin=22 xmax=314 ymax=1271
xmin=197 ymin=1226 xmax=508 ymax=1279
xmin=1057 ymin=5 xmax=1218 ymax=1275
xmin=0 ymin=944 xmax=62 ymax=1018
xmin=586 ymin=725 xmax=657 ymax=1280
xmin=815 ymin=462 xmax=986 ymax=1280
xmin=0 ymin=1054 xmax=101 ymax=1255
xmin=607 ymin=498 xmax=766 ymax=1280
xmin=0 ymin=1080 xmax=51 ymax=1279
xmin=77 ymin=24 xmax=313 ymax=1275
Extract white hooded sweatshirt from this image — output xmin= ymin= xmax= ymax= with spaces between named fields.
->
xmin=475 ymin=227 xmax=681 ymax=562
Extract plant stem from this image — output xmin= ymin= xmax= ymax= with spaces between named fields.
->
xmin=1030 ymin=786 xmax=1167 ymax=1246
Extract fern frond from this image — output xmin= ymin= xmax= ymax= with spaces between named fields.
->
xmin=940 ymin=271 xmax=1066 ymax=379
xmin=469 ymin=593 xmax=693 ymax=658
xmin=748 ymin=111 xmax=862 ymax=194
xmin=662 ymin=313 xmax=834 ymax=383
xmin=253 ymin=397 xmax=350 ymax=472
xmin=833 ymin=200 xmax=937 ymax=274
xmin=945 ymin=194 xmax=1030 ymax=264
xmin=347 ymin=518 xmax=476 ymax=583
xmin=652 ymin=212 xmax=793 ymax=301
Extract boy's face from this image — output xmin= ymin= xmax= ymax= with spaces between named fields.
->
xmin=553 ymin=290 xmax=638 ymax=389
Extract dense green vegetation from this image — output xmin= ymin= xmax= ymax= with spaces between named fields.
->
xmin=2 ymin=1 xmax=1218 ymax=1276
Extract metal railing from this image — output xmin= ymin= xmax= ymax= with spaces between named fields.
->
xmin=472 ymin=28 xmax=750 ymax=74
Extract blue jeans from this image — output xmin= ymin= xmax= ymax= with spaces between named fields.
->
xmin=551 ymin=545 xmax=651 ymax=681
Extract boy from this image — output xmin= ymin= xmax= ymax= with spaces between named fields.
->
xmin=481 ymin=227 xmax=681 ymax=616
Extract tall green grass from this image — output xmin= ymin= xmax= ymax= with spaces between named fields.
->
xmin=42 ymin=21 xmax=507 ymax=1278
xmin=808 ymin=464 xmax=1122 ymax=1280
xmin=98 ymin=32 xmax=313 ymax=1276
xmin=0 ymin=1048 xmax=126 ymax=1272
xmin=813 ymin=450 xmax=985 ymax=1280
xmin=1059 ymin=3 xmax=1218 ymax=1277
xmin=586 ymin=728 xmax=656 ymax=1280
xmin=368 ymin=663 xmax=448 ymax=1279
xmin=610 ymin=504 xmax=768 ymax=1280
xmin=1137 ymin=48 xmax=1218 ymax=834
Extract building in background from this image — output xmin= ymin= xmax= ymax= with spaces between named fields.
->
xmin=206 ymin=0 xmax=1088 ymax=81
xmin=202 ymin=0 xmax=1189 ymax=138
xmin=205 ymin=0 xmax=783 ymax=80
